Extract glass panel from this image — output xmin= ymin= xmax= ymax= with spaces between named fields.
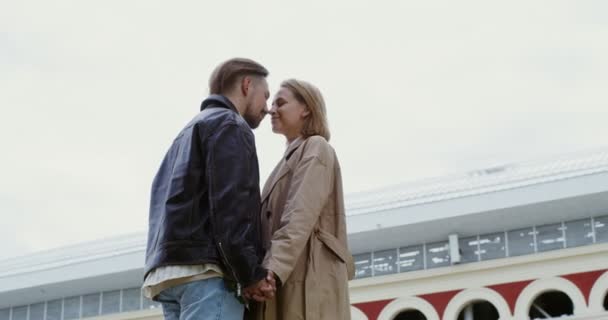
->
xmin=142 ymin=298 xmax=161 ymax=310
xmin=537 ymin=223 xmax=565 ymax=252
xmin=63 ymin=297 xmax=80 ymax=320
xmin=101 ymin=291 xmax=120 ymax=314
xmin=372 ymin=249 xmax=398 ymax=276
xmin=46 ymin=300 xmax=62 ymax=320
xmin=426 ymin=242 xmax=450 ymax=268
xmin=353 ymin=253 xmax=372 ymax=278
xmin=508 ymin=227 xmax=535 ymax=256
xmin=459 ymin=236 xmax=479 ymax=263
xmin=565 ymin=218 xmax=594 ymax=248
xmin=398 ymin=245 xmax=424 ymax=272
xmin=121 ymin=288 xmax=141 ymax=312
xmin=595 ymin=215 xmax=608 ymax=243
xmin=11 ymin=307 xmax=27 ymax=320
xmin=82 ymin=293 xmax=100 ymax=317
xmin=0 ymin=308 xmax=11 ymax=320
xmin=29 ymin=303 xmax=45 ymax=320
xmin=0 ymin=309 xmax=9 ymax=320
xmin=479 ymin=232 xmax=506 ymax=260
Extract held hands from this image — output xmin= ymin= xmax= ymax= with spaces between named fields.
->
xmin=243 ymin=270 xmax=277 ymax=302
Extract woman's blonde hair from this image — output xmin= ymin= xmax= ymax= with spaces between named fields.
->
xmin=280 ymin=79 xmax=331 ymax=141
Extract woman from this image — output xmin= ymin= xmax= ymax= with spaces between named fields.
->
xmin=254 ymin=79 xmax=355 ymax=319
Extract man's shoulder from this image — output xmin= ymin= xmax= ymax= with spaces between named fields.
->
xmin=195 ymin=107 xmax=237 ymax=125
xmin=190 ymin=107 xmax=251 ymax=135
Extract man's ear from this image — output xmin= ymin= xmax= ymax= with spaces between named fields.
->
xmin=241 ymin=76 xmax=252 ymax=97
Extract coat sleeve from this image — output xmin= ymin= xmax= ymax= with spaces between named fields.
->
xmin=266 ymin=139 xmax=335 ymax=284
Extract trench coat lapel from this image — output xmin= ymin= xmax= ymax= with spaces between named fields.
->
xmin=261 ymin=138 xmax=305 ymax=202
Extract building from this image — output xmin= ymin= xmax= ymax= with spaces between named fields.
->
xmin=2 ymin=148 xmax=608 ymax=320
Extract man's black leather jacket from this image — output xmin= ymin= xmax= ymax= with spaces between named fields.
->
xmin=144 ymin=95 xmax=266 ymax=295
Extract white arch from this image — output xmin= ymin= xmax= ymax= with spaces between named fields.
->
xmin=442 ymin=287 xmax=511 ymax=320
xmin=514 ymin=277 xmax=587 ymax=319
xmin=589 ymin=270 xmax=608 ymax=313
xmin=351 ymin=305 xmax=369 ymax=320
xmin=377 ymin=296 xmax=440 ymax=320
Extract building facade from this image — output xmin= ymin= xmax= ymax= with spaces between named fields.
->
xmin=2 ymin=148 xmax=608 ymax=319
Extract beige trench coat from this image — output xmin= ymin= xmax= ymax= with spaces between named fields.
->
xmin=251 ymin=136 xmax=355 ymax=320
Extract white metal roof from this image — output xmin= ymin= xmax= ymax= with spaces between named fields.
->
xmin=0 ymin=233 xmax=145 ymax=280
xmin=346 ymin=147 xmax=608 ymax=215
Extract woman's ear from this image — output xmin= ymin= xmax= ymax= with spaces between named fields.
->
xmin=301 ymin=108 xmax=311 ymax=118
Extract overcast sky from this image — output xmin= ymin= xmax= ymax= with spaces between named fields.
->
xmin=1 ymin=1 xmax=607 ymax=261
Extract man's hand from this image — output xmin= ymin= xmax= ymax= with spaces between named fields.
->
xmin=243 ymin=271 xmax=276 ymax=302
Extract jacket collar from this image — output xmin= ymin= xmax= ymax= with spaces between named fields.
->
xmin=284 ymin=136 xmax=305 ymax=161
xmin=200 ymin=94 xmax=238 ymax=113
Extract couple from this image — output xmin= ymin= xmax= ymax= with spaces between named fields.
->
xmin=143 ymin=58 xmax=355 ymax=320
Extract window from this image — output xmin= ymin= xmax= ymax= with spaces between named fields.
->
xmin=529 ymin=291 xmax=573 ymax=319
xmin=354 ymin=253 xmax=372 ymax=278
xmin=459 ymin=236 xmax=480 ymax=263
xmin=394 ymin=309 xmax=427 ymax=320
xmin=595 ymin=215 xmax=608 ymax=243
xmin=82 ymin=293 xmax=100 ymax=317
xmin=399 ymin=245 xmax=424 ymax=272
xmin=536 ymin=223 xmax=565 ymax=252
xmin=142 ymin=298 xmax=161 ymax=310
xmin=46 ymin=300 xmax=62 ymax=320
xmin=122 ymin=288 xmax=142 ymax=312
xmin=11 ymin=307 xmax=27 ymax=320
xmin=63 ymin=297 xmax=80 ymax=320
xmin=29 ymin=303 xmax=45 ymax=320
xmin=426 ymin=242 xmax=450 ymax=268
xmin=565 ymin=218 xmax=594 ymax=248
xmin=372 ymin=249 xmax=398 ymax=276
xmin=508 ymin=227 xmax=535 ymax=256
xmin=478 ymin=232 xmax=506 ymax=260
xmin=101 ymin=290 xmax=120 ymax=314
xmin=0 ymin=309 xmax=10 ymax=320
xmin=457 ymin=301 xmax=499 ymax=320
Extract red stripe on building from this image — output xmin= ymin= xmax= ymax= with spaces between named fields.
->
xmin=352 ymin=299 xmax=394 ymax=320
xmin=487 ymin=279 xmax=533 ymax=315
xmin=561 ymin=269 xmax=607 ymax=305
xmin=418 ymin=289 xmax=462 ymax=319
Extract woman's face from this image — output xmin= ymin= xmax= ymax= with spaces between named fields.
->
xmin=269 ymin=87 xmax=309 ymax=141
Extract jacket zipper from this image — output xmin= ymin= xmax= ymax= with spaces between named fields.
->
xmin=217 ymin=241 xmax=243 ymax=297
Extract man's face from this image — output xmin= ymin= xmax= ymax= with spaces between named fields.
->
xmin=243 ymin=77 xmax=270 ymax=129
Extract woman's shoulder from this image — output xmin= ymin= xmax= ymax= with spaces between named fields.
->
xmin=302 ymin=135 xmax=335 ymax=163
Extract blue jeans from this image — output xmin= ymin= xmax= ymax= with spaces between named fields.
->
xmin=156 ymin=277 xmax=244 ymax=320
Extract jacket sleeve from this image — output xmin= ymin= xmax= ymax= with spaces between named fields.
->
xmin=266 ymin=141 xmax=335 ymax=283
xmin=207 ymin=123 xmax=266 ymax=287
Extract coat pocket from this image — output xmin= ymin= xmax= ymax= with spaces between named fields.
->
xmin=315 ymin=229 xmax=355 ymax=280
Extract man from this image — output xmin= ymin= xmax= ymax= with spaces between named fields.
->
xmin=143 ymin=58 xmax=275 ymax=320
